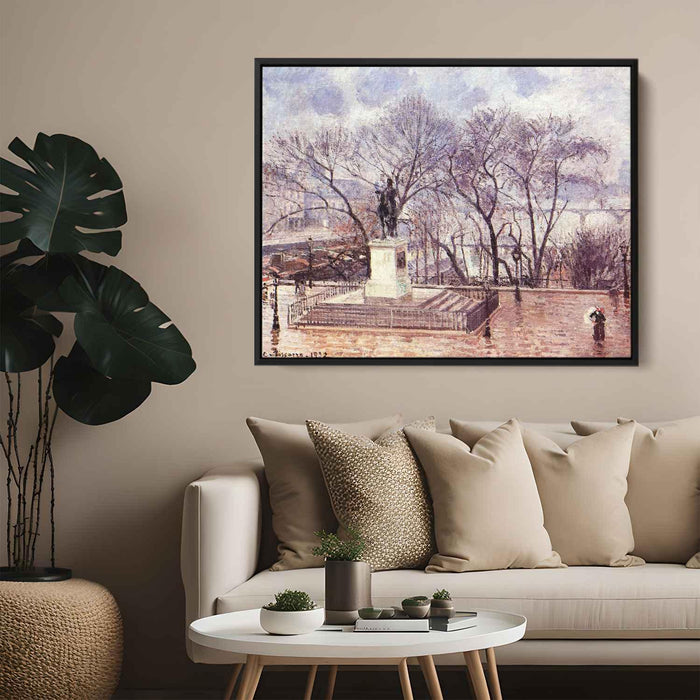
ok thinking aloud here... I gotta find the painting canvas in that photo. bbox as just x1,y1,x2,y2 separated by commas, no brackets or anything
256,59,637,364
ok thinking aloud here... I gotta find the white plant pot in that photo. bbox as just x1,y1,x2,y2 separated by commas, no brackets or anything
259,607,325,635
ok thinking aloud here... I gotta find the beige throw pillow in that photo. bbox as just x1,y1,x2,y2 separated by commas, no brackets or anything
404,420,562,573
306,418,436,571
451,419,642,567
572,416,700,566
247,414,402,570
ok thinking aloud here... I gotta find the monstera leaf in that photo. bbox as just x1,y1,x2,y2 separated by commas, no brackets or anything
58,264,196,385
0,272,63,372
0,133,126,254
0,238,43,272
54,343,151,425
11,251,106,312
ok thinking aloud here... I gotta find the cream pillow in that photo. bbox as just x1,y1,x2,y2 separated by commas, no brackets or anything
306,418,436,571
451,419,642,567
572,416,700,566
247,414,402,570
404,420,562,573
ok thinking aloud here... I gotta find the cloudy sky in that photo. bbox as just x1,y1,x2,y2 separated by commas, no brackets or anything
262,65,631,188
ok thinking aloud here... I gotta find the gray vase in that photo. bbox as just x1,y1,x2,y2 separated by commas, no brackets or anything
324,560,372,624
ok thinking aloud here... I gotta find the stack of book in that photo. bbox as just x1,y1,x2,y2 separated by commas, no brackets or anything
354,612,477,633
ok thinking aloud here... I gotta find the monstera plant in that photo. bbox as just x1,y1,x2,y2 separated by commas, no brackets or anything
0,133,195,580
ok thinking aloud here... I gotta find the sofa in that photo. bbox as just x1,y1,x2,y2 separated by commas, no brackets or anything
180,422,700,667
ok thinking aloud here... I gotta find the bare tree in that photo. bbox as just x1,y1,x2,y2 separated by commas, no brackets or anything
564,226,627,290
264,127,374,241
408,193,471,285
351,94,455,217
447,107,514,284
504,114,608,284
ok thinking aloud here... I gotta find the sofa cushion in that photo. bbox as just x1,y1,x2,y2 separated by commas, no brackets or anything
450,420,642,568
217,564,700,639
246,414,402,571
445,421,582,449
405,421,561,572
306,418,436,571
572,417,700,567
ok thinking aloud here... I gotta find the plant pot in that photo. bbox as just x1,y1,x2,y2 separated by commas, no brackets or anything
324,560,372,624
430,598,455,618
0,566,72,582
259,607,325,635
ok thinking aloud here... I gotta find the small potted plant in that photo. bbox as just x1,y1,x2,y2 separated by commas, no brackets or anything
260,590,325,635
312,528,371,624
402,596,431,618
430,589,454,618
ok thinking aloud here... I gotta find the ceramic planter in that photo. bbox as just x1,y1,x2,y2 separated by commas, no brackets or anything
259,607,325,635
324,560,372,624
430,598,455,618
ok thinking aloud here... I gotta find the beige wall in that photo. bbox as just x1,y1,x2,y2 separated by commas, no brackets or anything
1,0,699,689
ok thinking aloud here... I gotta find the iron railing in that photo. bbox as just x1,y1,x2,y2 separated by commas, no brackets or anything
290,286,499,333
287,283,361,326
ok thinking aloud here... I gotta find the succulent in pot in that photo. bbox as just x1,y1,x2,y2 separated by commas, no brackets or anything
312,528,371,624
430,589,455,618
260,590,325,635
402,596,431,619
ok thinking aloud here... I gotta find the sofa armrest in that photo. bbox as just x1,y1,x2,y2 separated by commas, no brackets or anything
181,462,262,660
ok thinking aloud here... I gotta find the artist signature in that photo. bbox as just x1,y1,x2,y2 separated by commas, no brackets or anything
262,350,329,358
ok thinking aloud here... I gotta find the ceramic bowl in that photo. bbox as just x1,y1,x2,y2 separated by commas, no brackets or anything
358,607,383,619
260,607,325,635
379,608,396,619
402,599,431,618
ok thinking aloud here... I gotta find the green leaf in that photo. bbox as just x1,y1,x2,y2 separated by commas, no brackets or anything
53,343,151,425
59,265,196,385
0,133,126,254
11,253,106,312
0,275,62,372
0,239,43,272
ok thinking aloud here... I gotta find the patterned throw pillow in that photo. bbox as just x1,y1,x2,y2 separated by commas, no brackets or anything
306,418,436,571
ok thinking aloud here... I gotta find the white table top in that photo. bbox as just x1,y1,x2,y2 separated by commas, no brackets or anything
189,609,526,659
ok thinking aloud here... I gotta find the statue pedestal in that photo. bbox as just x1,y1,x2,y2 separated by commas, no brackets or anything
364,238,412,300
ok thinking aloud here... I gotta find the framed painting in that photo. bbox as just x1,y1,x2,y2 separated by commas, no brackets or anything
255,58,637,365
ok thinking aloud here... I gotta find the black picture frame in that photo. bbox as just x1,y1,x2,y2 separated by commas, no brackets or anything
255,58,638,366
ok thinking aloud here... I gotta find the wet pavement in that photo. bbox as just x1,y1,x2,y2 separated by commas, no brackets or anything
261,286,631,360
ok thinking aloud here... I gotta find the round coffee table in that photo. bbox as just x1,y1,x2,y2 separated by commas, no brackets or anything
189,608,526,700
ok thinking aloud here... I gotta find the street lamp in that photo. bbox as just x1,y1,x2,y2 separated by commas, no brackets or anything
619,243,630,300
307,237,314,289
511,248,522,302
272,274,280,332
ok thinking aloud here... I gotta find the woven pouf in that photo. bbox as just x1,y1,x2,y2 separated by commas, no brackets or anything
0,578,122,700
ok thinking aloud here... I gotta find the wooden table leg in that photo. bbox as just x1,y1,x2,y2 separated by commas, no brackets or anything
223,663,243,700
246,659,264,700
417,656,444,700
397,658,414,700
464,650,490,700
235,657,258,700
485,648,503,700
304,664,318,700
325,665,338,700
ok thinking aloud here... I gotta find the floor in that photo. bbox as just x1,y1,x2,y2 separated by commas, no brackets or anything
114,666,699,700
